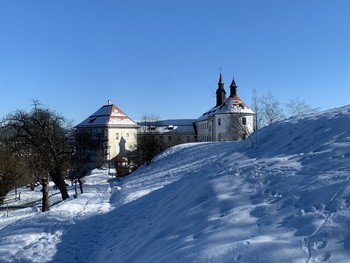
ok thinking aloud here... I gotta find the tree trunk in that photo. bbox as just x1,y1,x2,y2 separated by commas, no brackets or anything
52,176,70,200
50,165,70,200
78,178,83,194
41,177,50,212
74,180,78,196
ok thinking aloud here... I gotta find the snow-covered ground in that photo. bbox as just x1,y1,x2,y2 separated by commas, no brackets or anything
1,105,350,262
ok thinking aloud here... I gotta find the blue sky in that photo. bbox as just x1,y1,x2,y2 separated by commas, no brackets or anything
1,1,349,124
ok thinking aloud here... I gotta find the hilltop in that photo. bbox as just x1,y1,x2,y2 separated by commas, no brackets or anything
1,106,350,263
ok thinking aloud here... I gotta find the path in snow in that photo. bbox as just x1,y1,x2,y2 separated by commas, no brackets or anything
0,171,113,263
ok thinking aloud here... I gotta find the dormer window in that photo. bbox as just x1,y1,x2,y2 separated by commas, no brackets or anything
89,117,97,123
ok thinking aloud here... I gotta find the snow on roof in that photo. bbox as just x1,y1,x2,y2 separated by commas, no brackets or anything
196,95,254,122
138,119,196,134
76,104,138,128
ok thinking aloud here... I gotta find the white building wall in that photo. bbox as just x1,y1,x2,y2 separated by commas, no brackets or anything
108,127,138,159
196,119,213,142
196,113,254,142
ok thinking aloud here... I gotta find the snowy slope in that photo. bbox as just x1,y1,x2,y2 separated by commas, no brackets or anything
1,105,350,263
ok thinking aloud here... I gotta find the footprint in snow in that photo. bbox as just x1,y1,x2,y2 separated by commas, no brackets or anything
314,252,331,262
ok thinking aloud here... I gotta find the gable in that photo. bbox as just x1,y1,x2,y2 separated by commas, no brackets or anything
76,104,138,128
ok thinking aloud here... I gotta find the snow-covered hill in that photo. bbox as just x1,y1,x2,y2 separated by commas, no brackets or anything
1,106,350,263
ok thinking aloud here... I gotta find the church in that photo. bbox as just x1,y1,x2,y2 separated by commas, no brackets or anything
194,73,255,142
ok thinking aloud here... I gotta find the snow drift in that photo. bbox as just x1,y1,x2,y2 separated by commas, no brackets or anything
1,105,350,263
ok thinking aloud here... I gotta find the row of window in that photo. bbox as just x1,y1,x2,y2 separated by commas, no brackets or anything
218,117,247,126
198,122,211,130
116,132,131,140
140,135,196,143
91,128,105,134
198,135,212,142
198,117,248,130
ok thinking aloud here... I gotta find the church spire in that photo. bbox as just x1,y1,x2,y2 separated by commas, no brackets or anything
230,77,237,97
216,72,226,106
219,72,224,84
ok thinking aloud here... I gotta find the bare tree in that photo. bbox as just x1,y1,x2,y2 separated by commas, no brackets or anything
285,97,319,118
261,92,285,126
252,91,318,129
68,129,90,195
3,101,72,210
221,113,247,141
136,115,165,165
0,123,30,204
251,88,263,131
0,146,27,204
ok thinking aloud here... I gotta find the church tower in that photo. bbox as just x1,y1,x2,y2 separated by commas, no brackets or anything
216,72,226,106
229,77,237,97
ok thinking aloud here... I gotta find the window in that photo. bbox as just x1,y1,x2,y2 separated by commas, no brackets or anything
242,117,247,125
89,117,97,124
218,118,221,126
126,133,129,138
116,133,119,140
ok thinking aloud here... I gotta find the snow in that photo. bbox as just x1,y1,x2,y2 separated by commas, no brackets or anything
2,105,350,262
138,119,196,134
197,96,254,122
